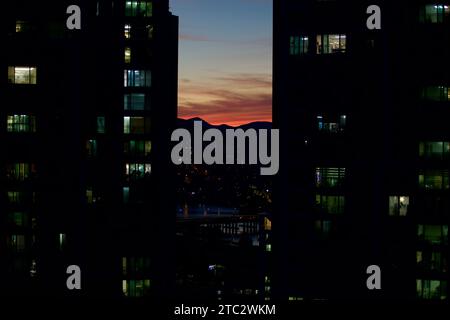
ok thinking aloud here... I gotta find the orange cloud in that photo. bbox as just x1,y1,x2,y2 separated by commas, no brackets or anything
179,73,272,127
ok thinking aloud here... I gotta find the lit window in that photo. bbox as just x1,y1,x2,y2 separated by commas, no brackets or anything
86,188,94,204
16,20,33,33
59,233,66,251
125,163,151,180
418,224,448,245
124,70,151,87
419,170,449,190
389,196,409,216
315,167,346,188
122,257,151,275
316,34,346,54
420,141,450,159
124,93,149,110
417,250,447,273
9,235,26,252
146,24,154,39
315,195,345,214
123,116,150,134
124,24,132,39
420,4,450,23
317,115,346,133
422,86,450,101
8,191,24,204
123,187,130,204
86,139,98,158
290,36,309,55
8,66,37,84
122,279,151,297
125,47,131,64
97,116,105,134
6,163,36,181
124,140,151,157
125,1,153,17
265,244,272,252
7,115,36,133
264,217,272,231
417,279,447,300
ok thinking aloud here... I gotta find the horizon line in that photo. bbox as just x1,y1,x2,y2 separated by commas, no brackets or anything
178,117,273,128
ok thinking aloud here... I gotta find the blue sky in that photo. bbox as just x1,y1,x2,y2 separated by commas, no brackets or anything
170,0,272,126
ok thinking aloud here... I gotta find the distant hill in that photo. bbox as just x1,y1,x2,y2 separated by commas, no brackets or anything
177,118,272,131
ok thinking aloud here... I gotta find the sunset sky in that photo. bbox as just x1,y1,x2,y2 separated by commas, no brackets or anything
171,0,272,127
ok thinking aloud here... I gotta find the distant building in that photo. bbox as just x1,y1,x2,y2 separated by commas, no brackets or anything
176,209,272,301
0,0,178,298
274,0,449,301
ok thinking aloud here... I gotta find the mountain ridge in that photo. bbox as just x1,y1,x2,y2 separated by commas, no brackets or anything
177,118,272,130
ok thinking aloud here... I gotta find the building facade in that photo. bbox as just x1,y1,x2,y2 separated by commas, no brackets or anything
0,0,178,298
274,0,449,301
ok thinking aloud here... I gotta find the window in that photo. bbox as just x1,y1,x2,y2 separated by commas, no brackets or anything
16,20,34,33
86,187,103,205
419,169,449,190
422,86,450,101
389,196,409,216
7,191,34,205
59,233,66,251
417,250,448,273
315,167,346,188
290,36,309,55
264,217,272,231
124,93,149,111
123,187,130,204
7,115,36,133
8,191,25,204
97,116,105,134
125,47,131,64
418,224,448,245
86,188,94,204
122,186,145,204
124,140,151,157
420,4,450,23
125,1,153,17
315,220,332,237
86,140,98,158
125,163,151,180
9,212,27,227
124,24,153,39
416,195,450,216
122,257,151,276
6,163,36,181
316,34,346,54
146,24,154,39
317,115,346,133
8,66,37,84
9,235,26,252
124,24,132,39
122,279,151,297
124,70,151,87
315,195,345,214
124,117,150,134
420,142,450,159
417,279,447,300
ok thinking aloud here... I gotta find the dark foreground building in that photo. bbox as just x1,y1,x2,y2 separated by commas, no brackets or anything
0,0,178,298
274,0,449,301
176,207,272,301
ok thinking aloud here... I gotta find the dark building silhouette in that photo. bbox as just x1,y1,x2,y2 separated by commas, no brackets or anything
176,207,272,301
274,0,449,301
0,0,178,298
